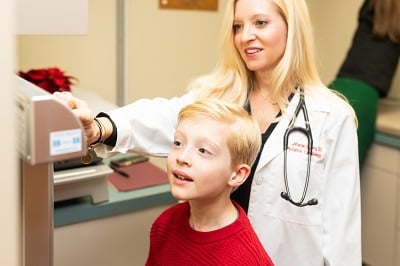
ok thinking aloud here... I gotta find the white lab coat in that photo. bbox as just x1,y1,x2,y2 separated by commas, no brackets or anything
105,88,361,266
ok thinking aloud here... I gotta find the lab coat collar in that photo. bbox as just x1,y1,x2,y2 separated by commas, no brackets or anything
255,93,298,170
255,88,330,171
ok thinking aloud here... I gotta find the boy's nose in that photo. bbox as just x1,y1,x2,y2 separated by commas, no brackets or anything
176,149,192,166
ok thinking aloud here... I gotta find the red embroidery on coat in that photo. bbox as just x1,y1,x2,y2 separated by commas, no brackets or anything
288,142,322,159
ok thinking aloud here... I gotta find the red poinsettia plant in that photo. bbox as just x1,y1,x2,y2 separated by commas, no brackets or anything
18,67,77,93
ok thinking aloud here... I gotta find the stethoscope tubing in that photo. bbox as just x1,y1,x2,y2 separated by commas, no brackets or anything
281,88,318,207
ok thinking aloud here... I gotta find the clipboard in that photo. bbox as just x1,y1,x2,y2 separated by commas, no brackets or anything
107,161,168,192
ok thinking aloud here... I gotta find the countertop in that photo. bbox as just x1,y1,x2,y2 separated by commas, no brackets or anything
54,153,175,227
375,99,400,148
54,181,175,227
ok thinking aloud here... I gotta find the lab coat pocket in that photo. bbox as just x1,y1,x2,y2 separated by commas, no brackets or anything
264,154,324,226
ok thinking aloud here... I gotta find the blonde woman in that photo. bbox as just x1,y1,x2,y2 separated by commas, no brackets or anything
55,0,361,265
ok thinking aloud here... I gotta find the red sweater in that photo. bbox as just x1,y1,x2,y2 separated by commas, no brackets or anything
146,201,274,266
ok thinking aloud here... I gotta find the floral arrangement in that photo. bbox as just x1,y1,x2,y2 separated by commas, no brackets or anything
18,67,77,93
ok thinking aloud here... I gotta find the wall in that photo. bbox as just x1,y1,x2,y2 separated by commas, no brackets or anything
17,0,117,103
0,0,20,265
307,0,400,98
16,0,88,35
17,0,229,106
128,0,228,101
307,0,363,83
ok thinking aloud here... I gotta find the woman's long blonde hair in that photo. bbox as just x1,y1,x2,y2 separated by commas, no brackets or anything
188,0,323,114
368,0,400,43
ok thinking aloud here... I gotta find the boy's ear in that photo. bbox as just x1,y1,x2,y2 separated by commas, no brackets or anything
229,164,251,187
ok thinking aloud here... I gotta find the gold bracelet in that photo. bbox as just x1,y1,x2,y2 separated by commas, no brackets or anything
96,117,106,144
93,117,103,144
81,117,106,165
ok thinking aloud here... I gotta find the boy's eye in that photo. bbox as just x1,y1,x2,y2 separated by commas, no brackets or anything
173,140,183,147
198,147,211,155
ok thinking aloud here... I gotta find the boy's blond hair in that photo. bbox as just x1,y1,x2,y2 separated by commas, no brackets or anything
178,99,261,168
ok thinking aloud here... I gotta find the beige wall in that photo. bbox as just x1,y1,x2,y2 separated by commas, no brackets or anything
17,0,117,103
308,0,363,83
17,0,229,105
1,0,20,265
308,0,400,98
127,0,228,101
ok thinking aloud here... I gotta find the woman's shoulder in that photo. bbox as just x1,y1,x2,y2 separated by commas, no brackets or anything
306,85,356,117
304,85,358,134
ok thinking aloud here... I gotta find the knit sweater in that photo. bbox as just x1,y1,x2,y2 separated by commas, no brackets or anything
145,201,274,266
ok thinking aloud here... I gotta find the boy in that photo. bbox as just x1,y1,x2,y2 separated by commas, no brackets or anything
146,99,274,265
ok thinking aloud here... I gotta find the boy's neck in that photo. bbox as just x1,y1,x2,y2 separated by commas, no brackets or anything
188,200,239,232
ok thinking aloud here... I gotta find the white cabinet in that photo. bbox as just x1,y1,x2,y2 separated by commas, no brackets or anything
361,143,400,266
54,204,171,266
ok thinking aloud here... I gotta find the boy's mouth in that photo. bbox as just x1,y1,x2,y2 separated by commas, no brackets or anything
174,173,193,182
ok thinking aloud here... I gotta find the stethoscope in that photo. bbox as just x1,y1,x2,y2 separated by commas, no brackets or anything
280,88,318,207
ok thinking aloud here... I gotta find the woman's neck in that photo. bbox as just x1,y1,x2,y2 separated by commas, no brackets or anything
249,89,281,132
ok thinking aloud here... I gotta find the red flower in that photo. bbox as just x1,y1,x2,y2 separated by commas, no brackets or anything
18,67,77,93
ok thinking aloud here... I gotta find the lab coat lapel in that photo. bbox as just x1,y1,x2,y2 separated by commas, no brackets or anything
256,93,300,170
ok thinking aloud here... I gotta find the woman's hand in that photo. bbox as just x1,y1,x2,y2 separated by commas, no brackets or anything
53,91,99,146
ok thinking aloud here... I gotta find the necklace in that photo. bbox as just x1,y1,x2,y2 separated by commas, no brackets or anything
253,88,278,105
